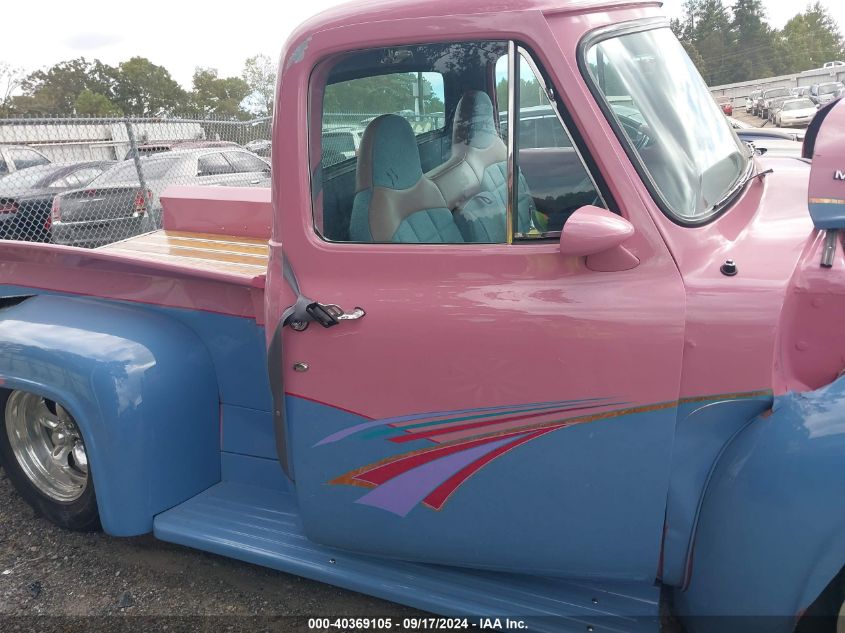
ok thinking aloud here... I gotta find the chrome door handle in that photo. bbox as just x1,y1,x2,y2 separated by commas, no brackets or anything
325,304,366,321
296,302,366,330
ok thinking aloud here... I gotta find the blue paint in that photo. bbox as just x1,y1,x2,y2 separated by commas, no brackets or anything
675,376,845,632
288,395,676,580
0,294,220,536
0,285,275,535
661,394,773,586
221,452,291,492
808,201,845,230
154,481,661,632
221,404,276,459
0,284,272,412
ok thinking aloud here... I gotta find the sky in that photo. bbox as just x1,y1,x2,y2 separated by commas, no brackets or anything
3,0,845,90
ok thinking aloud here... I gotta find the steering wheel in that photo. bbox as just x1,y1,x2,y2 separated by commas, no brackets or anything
617,113,651,149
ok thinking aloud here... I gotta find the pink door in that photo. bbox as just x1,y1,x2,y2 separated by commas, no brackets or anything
270,18,686,581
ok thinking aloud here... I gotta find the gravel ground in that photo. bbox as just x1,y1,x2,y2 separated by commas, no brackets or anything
0,464,418,632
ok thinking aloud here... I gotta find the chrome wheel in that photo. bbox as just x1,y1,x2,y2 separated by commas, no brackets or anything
4,391,88,502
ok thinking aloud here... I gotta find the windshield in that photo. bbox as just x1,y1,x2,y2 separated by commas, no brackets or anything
784,99,814,111
583,26,748,223
765,88,790,98
820,84,842,95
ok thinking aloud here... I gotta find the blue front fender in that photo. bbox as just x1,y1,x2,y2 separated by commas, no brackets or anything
0,295,220,536
676,375,845,632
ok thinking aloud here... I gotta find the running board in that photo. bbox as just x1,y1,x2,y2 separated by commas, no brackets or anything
154,483,660,633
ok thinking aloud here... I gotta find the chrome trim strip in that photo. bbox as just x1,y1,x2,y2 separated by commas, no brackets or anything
506,41,518,246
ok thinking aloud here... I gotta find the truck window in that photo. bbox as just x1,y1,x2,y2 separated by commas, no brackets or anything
495,52,605,234
310,41,606,243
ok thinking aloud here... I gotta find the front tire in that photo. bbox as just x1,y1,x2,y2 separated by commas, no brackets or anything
0,389,99,531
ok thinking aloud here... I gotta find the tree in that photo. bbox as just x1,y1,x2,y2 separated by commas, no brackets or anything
186,67,251,118
0,62,24,116
113,57,185,116
323,72,443,115
13,58,118,115
730,0,777,81
74,89,122,117
779,3,845,74
242,54,276,116
687,0,734,85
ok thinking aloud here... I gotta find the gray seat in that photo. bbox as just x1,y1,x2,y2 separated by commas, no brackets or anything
431,90,536,242
349,114,464,243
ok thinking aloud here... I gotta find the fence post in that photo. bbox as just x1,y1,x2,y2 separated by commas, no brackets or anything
123,118,155,230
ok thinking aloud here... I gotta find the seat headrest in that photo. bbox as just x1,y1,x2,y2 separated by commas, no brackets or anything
453,91,500,150
356,114,423,192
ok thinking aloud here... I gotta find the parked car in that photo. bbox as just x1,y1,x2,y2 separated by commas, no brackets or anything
823,61,845,69
759,86,792,119
321,127,364,164
0,145,51,179
716,98,732,116
123,140,241,160
792,86,811,98
727,116,805,142
775,98,818,127
745,90,760,113
52,149,270,247
766,95,792,123
810,82,844,107
0,161,114,243
244,139,272,157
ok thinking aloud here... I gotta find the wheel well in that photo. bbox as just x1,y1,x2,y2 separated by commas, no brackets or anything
796,565,845,632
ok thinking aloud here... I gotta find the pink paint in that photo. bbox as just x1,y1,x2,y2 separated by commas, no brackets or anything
161,186,272,239
0,240,264,320
272,1,686,429
559,204,635,257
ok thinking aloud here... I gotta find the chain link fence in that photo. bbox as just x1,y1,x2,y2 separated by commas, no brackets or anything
0,111,443,248
0,111,445,248
0,115,272,247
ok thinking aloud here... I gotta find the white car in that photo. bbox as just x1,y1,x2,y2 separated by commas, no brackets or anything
726,117,805,142
823,61,845,69
810,82,844,106
775,98,818,128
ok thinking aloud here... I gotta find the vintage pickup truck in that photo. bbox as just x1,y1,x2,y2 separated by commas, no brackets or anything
1,1,845,631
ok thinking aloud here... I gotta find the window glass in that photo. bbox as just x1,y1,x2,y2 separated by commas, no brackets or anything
313,41,502,243
311,41,603,245
224,151,268,173
495,53,605,235
9,148,49,170
50,172,82,188
197,153,233,176
92,157,178,185
584,28,748,223
0,153,7,174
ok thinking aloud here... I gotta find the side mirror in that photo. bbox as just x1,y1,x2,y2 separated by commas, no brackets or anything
559,205,635,257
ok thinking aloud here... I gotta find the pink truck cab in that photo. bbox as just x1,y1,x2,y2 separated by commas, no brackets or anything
1,1,845,631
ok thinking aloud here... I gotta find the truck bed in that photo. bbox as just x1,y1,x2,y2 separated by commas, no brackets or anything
98,229,269,278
